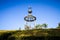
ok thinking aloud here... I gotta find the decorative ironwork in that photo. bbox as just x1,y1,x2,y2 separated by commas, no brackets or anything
24,15,36,22
24,7,36,22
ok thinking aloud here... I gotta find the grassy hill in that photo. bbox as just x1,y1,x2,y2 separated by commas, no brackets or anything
0,29,60,40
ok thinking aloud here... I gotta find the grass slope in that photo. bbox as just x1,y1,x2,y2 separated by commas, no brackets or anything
0,29,60,40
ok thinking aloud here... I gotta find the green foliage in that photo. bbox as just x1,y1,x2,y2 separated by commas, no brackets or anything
42,23,47,28
25,25,30,30
57,23,60,28
35,23,48,29
35,24,42,29
57,26,60,28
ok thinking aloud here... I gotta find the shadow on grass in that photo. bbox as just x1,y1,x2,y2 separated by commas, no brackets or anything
0,31,17,40
20,36,60,40
0,33,12,40
0,35,60,40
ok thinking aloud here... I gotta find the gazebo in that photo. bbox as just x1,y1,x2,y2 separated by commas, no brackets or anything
24,7,36,30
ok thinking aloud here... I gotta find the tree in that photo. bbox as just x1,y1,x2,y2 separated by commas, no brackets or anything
35,24,42,29
42,23,47,29
57,23,60,28
19,27,21,30
25,25,30,30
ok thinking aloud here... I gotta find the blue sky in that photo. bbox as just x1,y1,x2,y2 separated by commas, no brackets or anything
0,0,60,30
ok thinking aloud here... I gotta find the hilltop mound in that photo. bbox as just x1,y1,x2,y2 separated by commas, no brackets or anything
0,29,60,40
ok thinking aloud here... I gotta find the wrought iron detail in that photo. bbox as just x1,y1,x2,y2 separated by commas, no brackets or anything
24,15,36,22
24,7,36,22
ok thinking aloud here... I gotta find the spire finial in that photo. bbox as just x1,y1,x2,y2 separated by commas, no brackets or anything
28,6,32,13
